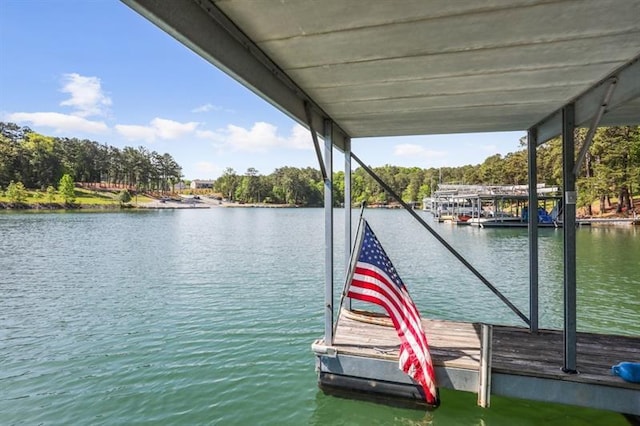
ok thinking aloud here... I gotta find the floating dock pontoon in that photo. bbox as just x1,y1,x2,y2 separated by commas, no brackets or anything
313,309,640,413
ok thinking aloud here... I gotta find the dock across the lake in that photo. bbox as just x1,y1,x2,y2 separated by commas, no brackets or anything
312,309,640,415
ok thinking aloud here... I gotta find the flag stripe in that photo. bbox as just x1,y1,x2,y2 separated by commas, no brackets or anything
350,267,429,354
352,267,427,346
354,267,424,330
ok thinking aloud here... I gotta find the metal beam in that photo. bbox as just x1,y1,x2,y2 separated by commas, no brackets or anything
324,120,334,344
562,104,578,374
351,152,530,326
574,78,618,175
121,0,350,150
344,138,352,310
305,101,328,181
535,55,640,145
477,324,493,408
527,127,539,334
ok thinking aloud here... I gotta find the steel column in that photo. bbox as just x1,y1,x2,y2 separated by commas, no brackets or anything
477,324,493,408
527,127,539,333
344,138,352,310
562,104,578,374
324,120,334,345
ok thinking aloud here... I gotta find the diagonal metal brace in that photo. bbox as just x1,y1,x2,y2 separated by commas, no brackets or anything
573,78,617,175
351,152,530,326
304,101,328,181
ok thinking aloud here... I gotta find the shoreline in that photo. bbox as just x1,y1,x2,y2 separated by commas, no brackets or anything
1,202,638,225
0,199,308,211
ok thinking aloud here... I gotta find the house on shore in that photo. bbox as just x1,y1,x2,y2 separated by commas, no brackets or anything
190,180,215,190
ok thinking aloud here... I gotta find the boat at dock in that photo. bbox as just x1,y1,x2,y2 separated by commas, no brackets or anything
424,184,563,228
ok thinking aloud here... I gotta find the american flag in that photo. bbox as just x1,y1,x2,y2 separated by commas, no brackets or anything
346,219,439,405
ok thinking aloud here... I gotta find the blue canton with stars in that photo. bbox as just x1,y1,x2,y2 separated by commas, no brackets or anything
358,222,406,290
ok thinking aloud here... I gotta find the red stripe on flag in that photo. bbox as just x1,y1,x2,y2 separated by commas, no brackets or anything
351,266,431,355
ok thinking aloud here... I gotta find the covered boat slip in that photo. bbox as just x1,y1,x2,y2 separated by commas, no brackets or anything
122,0,640,415
424,184,563,225
315,311,640,413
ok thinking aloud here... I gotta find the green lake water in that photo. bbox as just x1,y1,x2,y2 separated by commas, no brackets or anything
1,208,638,425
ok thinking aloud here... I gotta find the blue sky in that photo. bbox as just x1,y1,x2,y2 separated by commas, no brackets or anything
0,1,525,180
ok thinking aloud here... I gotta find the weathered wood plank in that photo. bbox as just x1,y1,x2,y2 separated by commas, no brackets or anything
330,310,640,392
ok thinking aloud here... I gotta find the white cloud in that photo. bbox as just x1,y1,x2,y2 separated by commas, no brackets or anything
195,129,224,142
191,103,221,113
200,122,311,152
59,73,111,117
152,118,199,139
115,117,199,142
6,111,108,134
288,124,313,150
393,143,446,159
114,124,157,142
4,73,111,134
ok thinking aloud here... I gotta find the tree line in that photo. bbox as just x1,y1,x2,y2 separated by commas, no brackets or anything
2,121,638,211
0,122,182,194
213,126,639,211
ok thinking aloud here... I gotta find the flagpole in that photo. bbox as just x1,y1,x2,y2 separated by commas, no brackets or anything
332,202,367,339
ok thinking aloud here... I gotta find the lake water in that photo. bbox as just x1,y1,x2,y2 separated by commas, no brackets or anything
1,208,638,425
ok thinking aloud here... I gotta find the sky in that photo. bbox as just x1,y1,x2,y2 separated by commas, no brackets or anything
0,1,526,180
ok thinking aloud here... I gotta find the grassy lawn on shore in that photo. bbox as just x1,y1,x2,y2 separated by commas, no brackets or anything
0,188,155,207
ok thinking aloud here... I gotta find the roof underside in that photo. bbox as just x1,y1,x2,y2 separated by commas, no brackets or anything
123,0,640,147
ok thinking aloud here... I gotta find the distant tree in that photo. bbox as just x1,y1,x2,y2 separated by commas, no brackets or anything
23,132,62,188
215,167,239,200
235,167,262,203
58,174,76,204
118,189,132,205
6,181,27,204
46,185,56,204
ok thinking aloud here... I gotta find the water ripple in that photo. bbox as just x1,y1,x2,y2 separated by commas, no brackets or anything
0,210,633,425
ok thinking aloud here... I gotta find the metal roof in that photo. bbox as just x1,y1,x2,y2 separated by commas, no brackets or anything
123,0,640,148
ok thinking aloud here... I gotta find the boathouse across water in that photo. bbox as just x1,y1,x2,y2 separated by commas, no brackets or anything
123,0,640,415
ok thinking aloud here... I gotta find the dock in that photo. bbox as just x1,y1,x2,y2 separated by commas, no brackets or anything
313,309,640,414
124,0,640,416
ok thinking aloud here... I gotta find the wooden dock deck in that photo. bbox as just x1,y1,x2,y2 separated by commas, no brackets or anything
313,310,640,414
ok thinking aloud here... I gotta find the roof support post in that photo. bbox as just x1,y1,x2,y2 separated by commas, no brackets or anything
562,104,578,374
305,101,328,181
573,78,617,175
324,120,334,345
527,127,539,334
344,138,352,311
